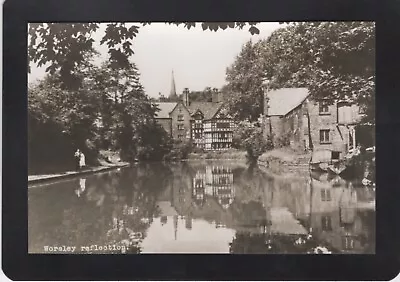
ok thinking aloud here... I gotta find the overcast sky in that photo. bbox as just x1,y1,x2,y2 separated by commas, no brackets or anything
28,22,282,98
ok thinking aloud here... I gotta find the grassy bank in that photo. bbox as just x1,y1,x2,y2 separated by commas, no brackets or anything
187,149,248,160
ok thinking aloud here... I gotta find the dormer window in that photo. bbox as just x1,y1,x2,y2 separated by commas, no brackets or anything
177,114,184,121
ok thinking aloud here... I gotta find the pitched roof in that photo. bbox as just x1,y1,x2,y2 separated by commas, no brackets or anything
266,88,310,116
154,102,178,118
187,102,222,120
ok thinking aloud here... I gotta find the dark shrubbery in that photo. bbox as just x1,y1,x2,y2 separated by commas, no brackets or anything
232,121,273,161
163,140,193,161
274,132,291,148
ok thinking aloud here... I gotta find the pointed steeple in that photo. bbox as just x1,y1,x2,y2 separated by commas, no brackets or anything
169,70,177,99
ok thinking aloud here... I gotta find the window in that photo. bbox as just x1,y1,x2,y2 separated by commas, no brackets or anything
195,133,201,139
332,151,340,160
177,114,184,121
320,129,330,144
321,189,332,201
321,216,332,231
195,179,203,187
178,124,184,130
319,101,330,114
217,122,230,128
342,236,355,250
178,134,184,139
359,105,366,114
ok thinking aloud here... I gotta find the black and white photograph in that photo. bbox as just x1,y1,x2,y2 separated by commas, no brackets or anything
27,22,376,255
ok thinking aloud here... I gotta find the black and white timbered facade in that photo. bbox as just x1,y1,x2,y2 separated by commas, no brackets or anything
188,102,235,151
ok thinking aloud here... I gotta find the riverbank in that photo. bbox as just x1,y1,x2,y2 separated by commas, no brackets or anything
187,149,247,160
257,148,311,175
28,162,130,185
28,150,130,185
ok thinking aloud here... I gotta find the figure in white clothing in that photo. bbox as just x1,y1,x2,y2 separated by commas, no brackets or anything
75,178,86,197
79,152,86,168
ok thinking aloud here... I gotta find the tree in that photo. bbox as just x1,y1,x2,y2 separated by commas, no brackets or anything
225,22,375,125
187,87,213,102
232,120,273,161
225,40,266,121
90,61,160,161
28,22,262,88
28,58,171,173
261,22,375,124
28,74,101,171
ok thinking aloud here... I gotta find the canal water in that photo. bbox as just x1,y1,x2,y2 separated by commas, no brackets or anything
28,160,375,254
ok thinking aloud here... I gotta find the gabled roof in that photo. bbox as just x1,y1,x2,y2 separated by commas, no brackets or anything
187,102,222,120
266,88,310,116
154,102,178,118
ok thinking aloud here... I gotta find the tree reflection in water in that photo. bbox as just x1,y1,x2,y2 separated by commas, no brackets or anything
229,232,338,254
29,160,375,254
101,163,170,253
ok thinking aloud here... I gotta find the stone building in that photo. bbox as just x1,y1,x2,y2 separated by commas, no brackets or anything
263,88,310,151
263,87,364,161
154,101,192,140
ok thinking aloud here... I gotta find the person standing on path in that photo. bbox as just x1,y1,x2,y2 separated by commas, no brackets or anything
79,151,86,169
74,149,81,170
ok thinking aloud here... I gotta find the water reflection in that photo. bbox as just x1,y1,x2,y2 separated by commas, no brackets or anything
28,161,375,254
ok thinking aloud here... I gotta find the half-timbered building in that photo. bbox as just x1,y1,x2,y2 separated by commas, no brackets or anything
187,92,235,151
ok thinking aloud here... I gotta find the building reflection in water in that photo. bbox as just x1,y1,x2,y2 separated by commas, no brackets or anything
192,164,235,211
159,162,375,254
307,172,375,253
28,161,375,254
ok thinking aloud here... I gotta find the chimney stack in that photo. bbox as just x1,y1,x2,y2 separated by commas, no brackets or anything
183,88,190,106
212,88,221,103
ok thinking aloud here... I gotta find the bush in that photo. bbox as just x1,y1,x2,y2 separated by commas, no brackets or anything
162,140,193,161
192,146,205,154
233,120,273,161
274,132,291,148
135,123,173,162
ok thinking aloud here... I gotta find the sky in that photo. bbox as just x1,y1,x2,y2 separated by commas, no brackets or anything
28,22,283,98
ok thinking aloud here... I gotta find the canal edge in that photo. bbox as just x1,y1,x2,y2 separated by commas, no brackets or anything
28,163,130,187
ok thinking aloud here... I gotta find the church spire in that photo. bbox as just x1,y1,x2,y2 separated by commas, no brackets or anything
169,70,177,99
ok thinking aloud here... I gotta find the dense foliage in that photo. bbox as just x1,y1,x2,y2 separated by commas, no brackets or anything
225,22,375,125
232,120,273,161
29,22,261,87
225,40,266,121
28,74,101,173
28,60,173,172
163,140,193,161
